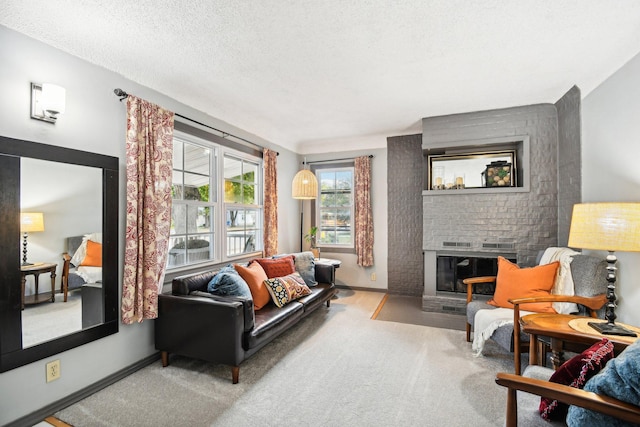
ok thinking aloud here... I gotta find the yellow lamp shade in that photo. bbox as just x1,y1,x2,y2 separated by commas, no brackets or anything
292,169,318,200
568,203,640,252
20,212,45,233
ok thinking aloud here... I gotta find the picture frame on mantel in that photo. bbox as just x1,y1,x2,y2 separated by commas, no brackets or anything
427,149,517,190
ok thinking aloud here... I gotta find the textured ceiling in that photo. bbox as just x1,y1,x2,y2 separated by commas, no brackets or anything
2,1,640,154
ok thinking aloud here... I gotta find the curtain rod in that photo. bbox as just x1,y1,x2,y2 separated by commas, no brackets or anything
113,88,277,155
305,154,373,165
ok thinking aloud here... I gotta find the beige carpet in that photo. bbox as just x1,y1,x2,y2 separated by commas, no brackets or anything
56,290,515,426
373,294,467,331
22,292,82,348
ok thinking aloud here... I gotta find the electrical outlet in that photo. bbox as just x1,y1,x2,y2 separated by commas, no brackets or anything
46,359,60,382
370,272,376,281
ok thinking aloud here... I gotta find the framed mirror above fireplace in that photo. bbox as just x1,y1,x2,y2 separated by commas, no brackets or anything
423,135,529,194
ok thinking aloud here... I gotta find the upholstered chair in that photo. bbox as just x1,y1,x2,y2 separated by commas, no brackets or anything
465,253,607,373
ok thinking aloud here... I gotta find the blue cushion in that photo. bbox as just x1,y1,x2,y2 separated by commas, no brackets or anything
207,265,252,299
566,338,640,426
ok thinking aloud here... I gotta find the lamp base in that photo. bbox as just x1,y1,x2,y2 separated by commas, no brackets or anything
588,321,637,337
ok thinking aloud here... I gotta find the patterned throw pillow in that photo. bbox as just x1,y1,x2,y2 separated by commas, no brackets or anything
539,338,614,421
207,265,252,299
263,272,312,308
254,255,296,279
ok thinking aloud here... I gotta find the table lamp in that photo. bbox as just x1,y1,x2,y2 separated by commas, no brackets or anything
20,212,45,266
568,202,640,337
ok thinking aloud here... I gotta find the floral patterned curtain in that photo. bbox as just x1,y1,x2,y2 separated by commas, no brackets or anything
121,95,174,324
263,148,278,256
355,156,374,266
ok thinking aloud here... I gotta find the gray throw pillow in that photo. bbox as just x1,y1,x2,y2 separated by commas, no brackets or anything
207,265,252,299
566,338,640,427
277,252,317,286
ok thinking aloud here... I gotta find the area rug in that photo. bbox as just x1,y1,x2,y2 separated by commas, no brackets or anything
56,291,513,427
373,293,467,331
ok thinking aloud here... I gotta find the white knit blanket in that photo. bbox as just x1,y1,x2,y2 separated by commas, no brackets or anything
539,247,580,314
472,307,533,356
472,247,580,356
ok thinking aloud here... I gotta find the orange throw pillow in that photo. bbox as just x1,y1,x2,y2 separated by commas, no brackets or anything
253,255,296,279
487,256,559,313
234,262,271,310
80,240,102,267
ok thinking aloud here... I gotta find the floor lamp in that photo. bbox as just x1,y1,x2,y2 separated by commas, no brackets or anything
292,161,318,252
568,202,640,337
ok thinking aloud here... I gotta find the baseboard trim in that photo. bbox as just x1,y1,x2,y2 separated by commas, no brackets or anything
336,284,387,293
7,352,160,427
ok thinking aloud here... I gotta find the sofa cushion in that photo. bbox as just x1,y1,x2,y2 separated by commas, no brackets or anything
207,265,252,299
254,255,296,278
567,338,640,426
540,338,614,421
297,282,335,313
246,301,304,349
274,252,318,286
488,257,559,313
292,252,318,286
235,262,271,310
263,272,311,308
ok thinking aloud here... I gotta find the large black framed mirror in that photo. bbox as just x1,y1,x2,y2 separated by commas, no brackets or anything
0,135,118,372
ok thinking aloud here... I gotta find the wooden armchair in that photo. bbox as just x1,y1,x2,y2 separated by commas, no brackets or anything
495,372,640,427
510,294,606,374
465,253,608,374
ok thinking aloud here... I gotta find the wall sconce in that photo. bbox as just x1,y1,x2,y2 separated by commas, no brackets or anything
31,82,66,123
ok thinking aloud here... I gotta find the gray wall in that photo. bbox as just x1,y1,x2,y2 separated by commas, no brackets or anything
422,105,560,267
582,51,640,326
387,134,423,295
555,86,582,246
0,25,299,425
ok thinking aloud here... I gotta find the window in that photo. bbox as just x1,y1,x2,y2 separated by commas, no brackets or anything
316,167,354,247
168,132,262,269
224,155,261,257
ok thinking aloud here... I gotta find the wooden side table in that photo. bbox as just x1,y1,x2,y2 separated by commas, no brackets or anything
520,313,640,370
20,262,57,310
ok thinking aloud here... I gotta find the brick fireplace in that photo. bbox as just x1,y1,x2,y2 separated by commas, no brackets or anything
420,100,581,314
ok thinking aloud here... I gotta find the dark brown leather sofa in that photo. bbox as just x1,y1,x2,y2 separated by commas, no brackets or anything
155,262,336,383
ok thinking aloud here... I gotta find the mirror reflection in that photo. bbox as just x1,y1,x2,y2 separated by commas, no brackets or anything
428,150,516,190
20,158,102,348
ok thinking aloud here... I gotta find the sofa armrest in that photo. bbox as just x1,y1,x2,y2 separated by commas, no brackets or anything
155,294,247,366
315,262,335,284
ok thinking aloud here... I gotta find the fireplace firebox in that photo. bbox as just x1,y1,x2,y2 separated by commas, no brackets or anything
436,254,517,295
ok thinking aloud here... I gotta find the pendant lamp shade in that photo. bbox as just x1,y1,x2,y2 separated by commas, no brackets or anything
292,169,318,199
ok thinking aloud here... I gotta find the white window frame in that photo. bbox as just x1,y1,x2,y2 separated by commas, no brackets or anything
167,130,263,271
314,166,355,249
221,150,263,259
